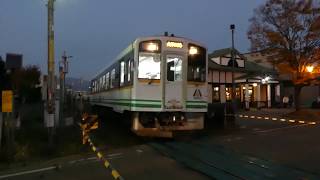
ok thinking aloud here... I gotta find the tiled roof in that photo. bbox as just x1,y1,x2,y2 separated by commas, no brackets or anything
208,48,277,75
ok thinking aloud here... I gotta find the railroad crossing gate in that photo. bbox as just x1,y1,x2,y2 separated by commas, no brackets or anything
2,90,13,113
81,113,99,144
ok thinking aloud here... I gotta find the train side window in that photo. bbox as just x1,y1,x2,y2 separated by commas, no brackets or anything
120,61,125,86
111,69,115,88
106,72,110,90
127,60,131,82
102,75,106,90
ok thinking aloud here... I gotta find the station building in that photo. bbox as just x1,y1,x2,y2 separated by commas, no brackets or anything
243,51,320,108
207,48,280,110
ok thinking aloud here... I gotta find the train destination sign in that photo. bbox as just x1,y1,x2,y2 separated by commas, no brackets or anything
166,41,183,48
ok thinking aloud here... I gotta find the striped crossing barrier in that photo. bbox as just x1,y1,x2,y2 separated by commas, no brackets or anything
80,113,124,180
87,137,124,180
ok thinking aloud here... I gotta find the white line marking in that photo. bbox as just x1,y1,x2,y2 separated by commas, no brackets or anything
0,166,57,179
107,153,123,158
87,157,98,160
255,124,309,133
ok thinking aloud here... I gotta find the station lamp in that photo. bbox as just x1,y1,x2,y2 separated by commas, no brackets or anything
306,65,314,73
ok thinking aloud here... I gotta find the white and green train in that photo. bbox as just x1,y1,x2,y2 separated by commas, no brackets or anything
89,35,208,137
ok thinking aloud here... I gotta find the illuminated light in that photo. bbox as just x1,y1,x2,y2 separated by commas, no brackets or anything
298,121,305,124
264,117,269,120
280,118,286,122
250,116,255,118
308,122,316,125
239,115,243,118
253,83,258,87
244,115,249,118
265,76,270,81
166,41,183,48
242,87,246,90
257,116,262,119
289,120,295,123
306,65,314,73
189,46,198,55
272,118,277,121
214,87,219,91
146,43,159,51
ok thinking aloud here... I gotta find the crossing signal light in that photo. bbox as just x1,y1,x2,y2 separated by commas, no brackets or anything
81,113,99,144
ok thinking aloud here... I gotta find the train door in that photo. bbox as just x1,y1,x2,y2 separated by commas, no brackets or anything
164,55,184,110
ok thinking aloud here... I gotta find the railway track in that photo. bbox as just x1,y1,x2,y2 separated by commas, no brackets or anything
150,141,320,180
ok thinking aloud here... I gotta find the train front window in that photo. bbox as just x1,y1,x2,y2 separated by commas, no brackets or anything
167,55,182,82
188,44,206,82
138,53,161,79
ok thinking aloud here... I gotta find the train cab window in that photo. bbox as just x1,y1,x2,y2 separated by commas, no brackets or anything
106,72,110,89
120,61,125,86
110,69,115,88
167,55,182,81
138,53,161,79
188,44,206,82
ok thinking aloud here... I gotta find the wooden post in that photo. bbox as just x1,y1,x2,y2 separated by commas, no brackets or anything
0,112,3,150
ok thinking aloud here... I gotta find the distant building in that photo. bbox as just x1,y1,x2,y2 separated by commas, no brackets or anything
5,53,23,71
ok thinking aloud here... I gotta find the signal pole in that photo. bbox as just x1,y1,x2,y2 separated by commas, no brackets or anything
59,51,72,127
47,0,55,148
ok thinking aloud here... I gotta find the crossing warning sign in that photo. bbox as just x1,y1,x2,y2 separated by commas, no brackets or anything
2,90,13,113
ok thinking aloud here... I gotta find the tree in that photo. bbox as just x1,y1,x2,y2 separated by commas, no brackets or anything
248,0,320,110
10,66,41,103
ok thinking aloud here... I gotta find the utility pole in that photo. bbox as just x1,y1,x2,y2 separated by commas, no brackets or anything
47,0,55,148
230,24,236,115
59,51,72,127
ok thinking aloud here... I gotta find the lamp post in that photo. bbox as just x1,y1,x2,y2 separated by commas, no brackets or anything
230,24,236,114
47,0,55,148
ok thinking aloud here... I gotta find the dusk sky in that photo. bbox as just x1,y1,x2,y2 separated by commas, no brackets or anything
0,0,265,80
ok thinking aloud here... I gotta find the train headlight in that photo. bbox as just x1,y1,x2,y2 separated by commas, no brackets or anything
146,43,159,51
189,46,198,55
